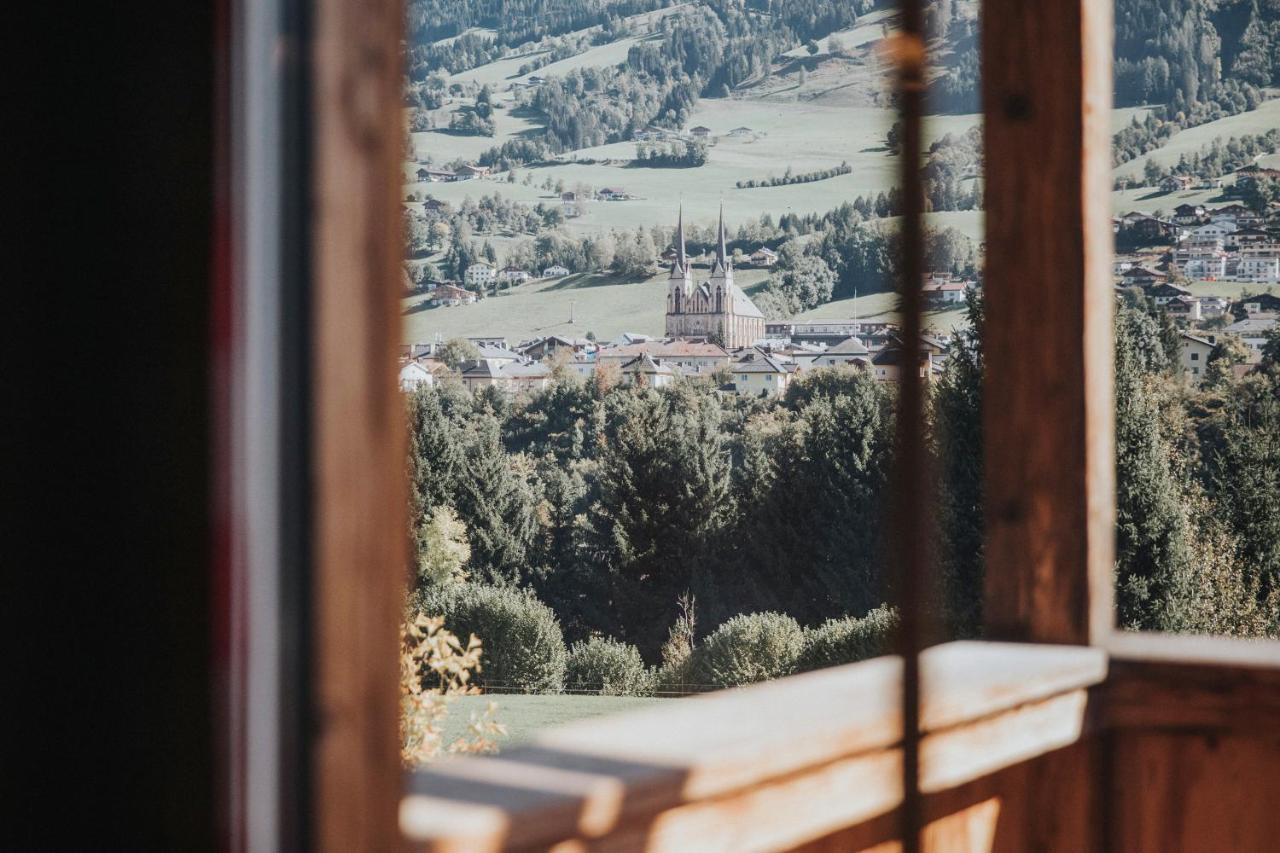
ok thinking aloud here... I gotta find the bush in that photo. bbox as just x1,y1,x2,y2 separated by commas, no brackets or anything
414,584,566,693
565,637,652,696
796,606,899,673
692,612,804,688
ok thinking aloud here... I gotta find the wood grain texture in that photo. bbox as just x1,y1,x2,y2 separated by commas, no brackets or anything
311,0,407,850
980,0,1115,645
1109,731,1280,853
1104,656,1280,733
401,643,1104,851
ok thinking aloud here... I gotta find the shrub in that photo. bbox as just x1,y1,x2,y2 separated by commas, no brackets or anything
692,612,804,688
414,584,566,693
565,637,652,696
796,606,899,673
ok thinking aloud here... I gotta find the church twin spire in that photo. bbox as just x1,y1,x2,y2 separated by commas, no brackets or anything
669,203,730,275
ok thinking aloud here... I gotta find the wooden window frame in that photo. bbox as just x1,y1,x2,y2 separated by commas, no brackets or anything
224,0,1280,848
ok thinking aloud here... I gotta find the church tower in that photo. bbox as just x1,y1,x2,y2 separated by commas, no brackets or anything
664,206,693,337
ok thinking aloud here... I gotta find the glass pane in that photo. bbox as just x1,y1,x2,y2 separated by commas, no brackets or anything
397,0,985,761
1111,0,1280,638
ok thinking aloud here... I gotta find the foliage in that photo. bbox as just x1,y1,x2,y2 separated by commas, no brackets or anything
795,606,899,673
400,614,505,767
736,161,852,190
565,636,654,695
415,583,568,692
415,506,472,587
692,611,805,688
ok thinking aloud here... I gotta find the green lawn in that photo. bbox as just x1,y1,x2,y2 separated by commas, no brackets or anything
443,693,670,747
1113,98,1280,181
403,266,774,344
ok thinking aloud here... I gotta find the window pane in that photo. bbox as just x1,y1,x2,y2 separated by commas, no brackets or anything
1112,0,1280,638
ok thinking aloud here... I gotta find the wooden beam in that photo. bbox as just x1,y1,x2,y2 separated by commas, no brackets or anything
400,643,1106,851
311,0,407,850
980,0,1115,644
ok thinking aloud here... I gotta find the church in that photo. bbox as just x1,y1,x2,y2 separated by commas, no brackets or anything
665,206,766,348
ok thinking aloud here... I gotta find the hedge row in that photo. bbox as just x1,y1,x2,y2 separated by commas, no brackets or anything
413,583,897,695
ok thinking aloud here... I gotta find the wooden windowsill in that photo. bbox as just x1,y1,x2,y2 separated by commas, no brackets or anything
400,641,1107,852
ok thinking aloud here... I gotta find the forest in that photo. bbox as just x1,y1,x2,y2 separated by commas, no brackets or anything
406,295,1280,684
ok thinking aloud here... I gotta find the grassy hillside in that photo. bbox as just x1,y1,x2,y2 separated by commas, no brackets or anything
443,694,669,748
1113,98,1280,181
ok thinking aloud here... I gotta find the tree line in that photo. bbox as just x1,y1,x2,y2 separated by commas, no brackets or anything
406,294,1280,669
736,161,851,190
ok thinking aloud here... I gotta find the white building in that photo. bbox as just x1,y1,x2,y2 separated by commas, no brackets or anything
464,262,496,289
398,360,435,391
730,352,797,396
1178,333,1215,383
543,265,570,278
498,266,531,285
1236,255,1280,284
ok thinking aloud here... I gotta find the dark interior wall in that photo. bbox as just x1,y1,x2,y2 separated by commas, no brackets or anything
3,3,218,847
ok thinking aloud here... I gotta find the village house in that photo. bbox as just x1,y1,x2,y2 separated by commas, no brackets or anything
633,125,667,142
1164,296,1203,321
542,264,570,278
1171,203,1206,225
428,283,478,306
689,125,711,140
1226,228,1271,250
423,198,449,213
1236,292,1280,315
416,167,456,182
1224,315,1277,353
1120,265,1165,287
596,187,628,201
466,336,509,349
501,361,553,395
750,247,778,267
922,280,968,305
1129,215,1174,241
560,191,579,217
397,360,435,391
1160,174,1194,193
870,342,938,383
456,164,491,180
1178,333,1215,382
729,352,797,397
464,261,497,289
728,126,754,138
1171,247,1227,279
620,354,675,388
1146,282,1193,305
597,339,731,375
517,335,592,361
498,266,531,285
812,336,872,369
472,343,523,367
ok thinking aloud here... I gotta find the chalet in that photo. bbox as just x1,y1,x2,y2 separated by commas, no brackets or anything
397,360,435,391
1171,248,1227,279
620,354,675,388
633,125,667,141
728,126,753,138
517,335,592,361
1160,174,1194,193
560,191,578,216
466,336,509,349
428,283,477,306
750,247,778,267
472,344,522,366
1120,266,1164,287
1226,228,1270,250
416,167,456,182
1171,203,1205,225
1146,282,1192,305
463,261,496,289
456,164,491,180
596,187,628,201
870,342,937,383
423,198,449,212
1234,165,1280,191
922,280,968,305
500,361,553,396
1164,296,1202,322
597,340,730,374
1127,215,1173,241
1178,333,1215,382
542,264,570,278
498,266,531,285
730,352,797,397
689,125,711,139
812,336,871,369
526,75,545,84
1225,315,1277,352
1235,292,1280,315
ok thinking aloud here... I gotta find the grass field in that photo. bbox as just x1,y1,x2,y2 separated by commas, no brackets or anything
443,694,670,747
1112,98,1280,181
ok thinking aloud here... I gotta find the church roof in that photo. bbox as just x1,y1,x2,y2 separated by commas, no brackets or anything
728,283,764,319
